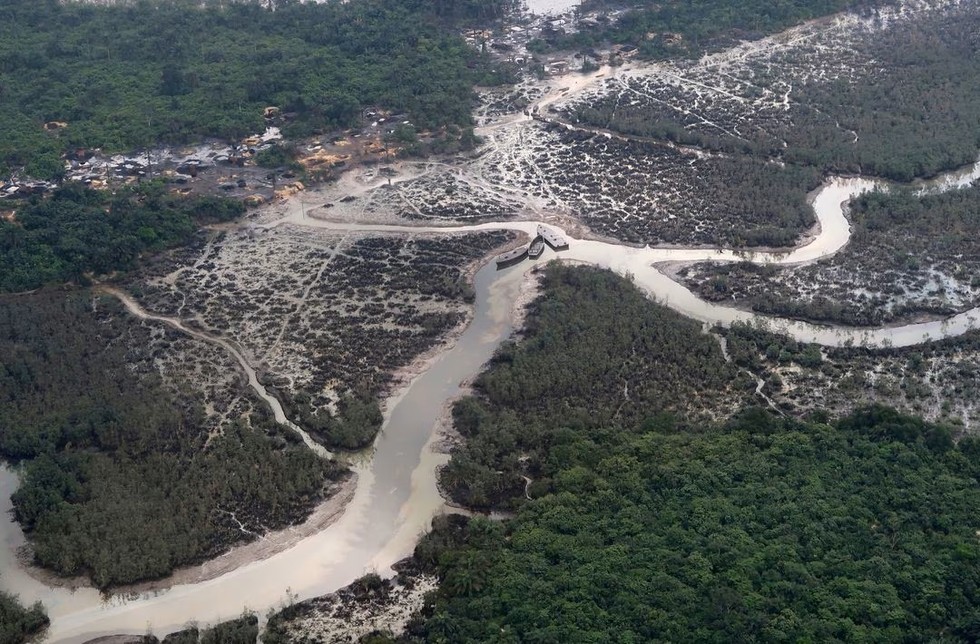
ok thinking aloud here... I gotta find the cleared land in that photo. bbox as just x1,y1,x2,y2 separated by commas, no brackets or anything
264,567,436,644
300,115,821,247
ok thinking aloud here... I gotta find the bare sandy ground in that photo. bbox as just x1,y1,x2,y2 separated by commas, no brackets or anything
510,266,545,338
273,574,439,643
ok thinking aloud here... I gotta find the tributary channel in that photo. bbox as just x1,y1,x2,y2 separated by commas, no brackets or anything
1,135,979,644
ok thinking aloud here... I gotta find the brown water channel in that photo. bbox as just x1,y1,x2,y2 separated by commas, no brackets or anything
1,88,979,644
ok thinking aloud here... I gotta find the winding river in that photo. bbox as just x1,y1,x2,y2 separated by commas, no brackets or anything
0,252,532,643
0,154,976,642
2,58,980,643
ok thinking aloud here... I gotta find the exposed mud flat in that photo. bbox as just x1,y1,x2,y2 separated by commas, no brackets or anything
266,569,438,643
682,252,980,328
724,324,980,433
517,126,820,245
557,12,875,150
146,324,265,439
130,226,516,427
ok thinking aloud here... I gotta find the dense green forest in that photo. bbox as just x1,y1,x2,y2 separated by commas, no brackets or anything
0,0,516,179
415,408,980,642
159,614,258,644
439,265,748,509
0,290,345,588
781,11,980,182
402,267,980,642
0,182,243,293
284,390,385,451
0,590,47,644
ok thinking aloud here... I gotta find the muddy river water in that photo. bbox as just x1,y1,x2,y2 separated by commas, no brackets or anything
2,55,980,639
0,154,977,642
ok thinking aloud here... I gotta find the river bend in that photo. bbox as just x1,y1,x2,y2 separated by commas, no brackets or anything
1,70,979,644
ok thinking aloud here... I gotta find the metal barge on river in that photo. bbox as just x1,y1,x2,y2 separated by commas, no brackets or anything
537,224,568,250
496,245,529,267
528,237,545,259
496,225,568,268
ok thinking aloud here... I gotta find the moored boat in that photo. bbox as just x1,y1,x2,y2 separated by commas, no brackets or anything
528,237,545,259
537,224,568,250
496,245,529,268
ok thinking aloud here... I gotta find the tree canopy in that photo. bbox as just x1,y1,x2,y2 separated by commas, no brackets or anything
417,407,980,642
0,182,243,293
0,0,515,179
0,290,345,588
407,266,980,642
440,264,746,509
0,590,48,644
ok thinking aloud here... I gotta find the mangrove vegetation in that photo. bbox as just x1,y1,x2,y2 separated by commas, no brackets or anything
0,590,47,644
0,182,243,293
0,290,345,588
409,266,980,642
